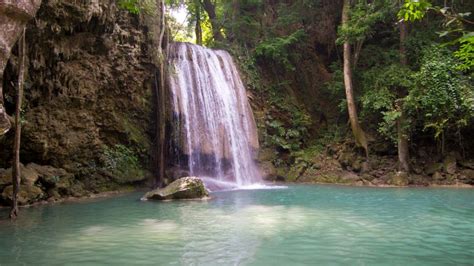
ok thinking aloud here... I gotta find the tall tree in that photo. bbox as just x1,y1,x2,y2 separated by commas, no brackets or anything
342,0,369,157
10,30,26,219
157,0,167,187
194,0,203,45
201,0,224,42
397,19,410,173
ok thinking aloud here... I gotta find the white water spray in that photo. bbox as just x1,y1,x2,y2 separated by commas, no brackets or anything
168,42,262,189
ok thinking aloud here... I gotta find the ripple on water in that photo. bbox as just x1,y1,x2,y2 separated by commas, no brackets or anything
0,185,472,265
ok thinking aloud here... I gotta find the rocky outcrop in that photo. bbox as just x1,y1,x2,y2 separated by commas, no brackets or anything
2,184,44,205
0,0,42,135
141,177,209,200
0,163,87,205
267,140,474,187
0,0,164,204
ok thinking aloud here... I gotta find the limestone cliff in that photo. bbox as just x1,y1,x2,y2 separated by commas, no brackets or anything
0,0,42,135
0,0,164,204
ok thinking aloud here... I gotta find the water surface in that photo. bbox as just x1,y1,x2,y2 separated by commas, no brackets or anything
0,185,473,265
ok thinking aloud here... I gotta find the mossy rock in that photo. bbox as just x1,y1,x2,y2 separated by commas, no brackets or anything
0,168,12,187
141,177,209,201
1,184,45,205
287,163,307,182
388,171,409,186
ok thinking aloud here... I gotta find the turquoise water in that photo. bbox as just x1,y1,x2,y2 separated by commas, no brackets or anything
0,185,473,265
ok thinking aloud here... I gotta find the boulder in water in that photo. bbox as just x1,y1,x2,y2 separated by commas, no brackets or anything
141,177,209,201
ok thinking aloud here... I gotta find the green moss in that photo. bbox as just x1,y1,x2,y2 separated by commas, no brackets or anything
102,144,146,184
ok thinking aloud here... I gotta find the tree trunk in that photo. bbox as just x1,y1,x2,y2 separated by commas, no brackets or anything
342,0,369,157
227,0,239,42
201,0,224,42
397,20,410,173
10,30,25,220
157,0,167,187
195,3,203,45
0,0,42,136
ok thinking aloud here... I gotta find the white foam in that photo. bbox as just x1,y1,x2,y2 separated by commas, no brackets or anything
201,176,287,192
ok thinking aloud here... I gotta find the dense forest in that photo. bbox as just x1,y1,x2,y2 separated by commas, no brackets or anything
0,0,473,210
163,0,474,186
0,0,473,264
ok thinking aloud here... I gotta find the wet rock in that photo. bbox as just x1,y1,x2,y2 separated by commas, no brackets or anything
408,174,429,186
141,177,209,201
165,167,190,181
287,162,308,182
259,161,278,181
1,184,45,205
389,171,409,186
443,154,457,174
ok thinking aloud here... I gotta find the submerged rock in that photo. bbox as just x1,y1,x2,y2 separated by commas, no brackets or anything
141,177,209,201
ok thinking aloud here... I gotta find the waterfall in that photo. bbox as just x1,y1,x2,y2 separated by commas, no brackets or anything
168,42,262,190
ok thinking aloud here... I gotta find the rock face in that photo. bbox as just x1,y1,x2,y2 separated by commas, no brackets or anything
0,0,42,135
0,0,165,201
0,163,87,205
142,177,209,201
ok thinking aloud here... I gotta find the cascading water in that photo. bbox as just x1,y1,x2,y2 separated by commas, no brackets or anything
168,42,262,190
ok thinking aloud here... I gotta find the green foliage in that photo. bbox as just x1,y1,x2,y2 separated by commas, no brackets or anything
407,46,474,138
118,0,157,14
119,0,141,14
337,0,391,44
234,49,263,93
453,33,474,72
360,64,413,141
258,79,312,153
403,26,438,68
324,62,347,113
254,29,306,70
398,0,431,22
304,125,346,156
264,108,311,153
103,144,144,180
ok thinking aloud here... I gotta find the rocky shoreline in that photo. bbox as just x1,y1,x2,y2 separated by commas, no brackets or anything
260,141,474,188
0,162,148,208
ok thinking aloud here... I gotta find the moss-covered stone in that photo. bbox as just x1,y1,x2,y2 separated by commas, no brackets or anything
141,177,209,201
1,184,45,205
388,171,409,186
